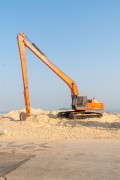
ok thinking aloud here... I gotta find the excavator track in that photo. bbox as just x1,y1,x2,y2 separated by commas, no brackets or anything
57,111,103,119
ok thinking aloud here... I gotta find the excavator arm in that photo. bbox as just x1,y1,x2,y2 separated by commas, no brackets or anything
17,33,104,120
18,33,79,94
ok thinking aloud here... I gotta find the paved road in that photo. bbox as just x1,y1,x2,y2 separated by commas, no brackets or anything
0,140,120,180
0,154,33,179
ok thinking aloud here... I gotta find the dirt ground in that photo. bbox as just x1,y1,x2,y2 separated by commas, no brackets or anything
0,109,120,179
0,108,120,142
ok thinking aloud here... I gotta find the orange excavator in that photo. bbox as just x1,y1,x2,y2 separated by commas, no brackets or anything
17,33,104,121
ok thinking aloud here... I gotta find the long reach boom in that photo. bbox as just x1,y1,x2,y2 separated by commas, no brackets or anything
17,33,104,120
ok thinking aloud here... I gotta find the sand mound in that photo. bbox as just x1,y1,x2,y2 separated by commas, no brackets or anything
0,108,120,142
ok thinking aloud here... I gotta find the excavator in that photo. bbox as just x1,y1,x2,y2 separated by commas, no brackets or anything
17,33,104,121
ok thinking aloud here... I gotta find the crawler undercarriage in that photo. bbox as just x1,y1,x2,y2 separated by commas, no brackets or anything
57,111,103,119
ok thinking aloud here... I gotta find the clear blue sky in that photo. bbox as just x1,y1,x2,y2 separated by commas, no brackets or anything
0,0,120,112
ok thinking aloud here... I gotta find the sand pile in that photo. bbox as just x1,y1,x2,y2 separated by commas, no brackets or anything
0,108,120,142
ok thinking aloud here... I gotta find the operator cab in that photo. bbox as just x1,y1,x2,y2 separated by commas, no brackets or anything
72,95,87,109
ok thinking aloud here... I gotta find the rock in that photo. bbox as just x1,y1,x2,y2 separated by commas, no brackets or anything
0,129,7,135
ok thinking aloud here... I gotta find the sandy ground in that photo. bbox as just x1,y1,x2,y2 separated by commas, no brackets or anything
0,108,120,142
1,109,120,180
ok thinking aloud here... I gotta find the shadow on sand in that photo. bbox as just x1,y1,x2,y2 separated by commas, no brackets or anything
62,120,120,129
2,116,20,122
